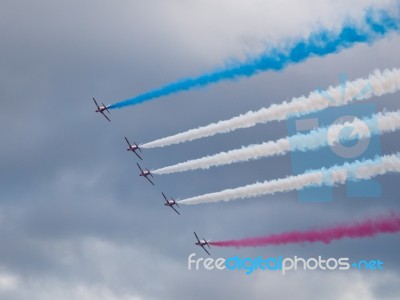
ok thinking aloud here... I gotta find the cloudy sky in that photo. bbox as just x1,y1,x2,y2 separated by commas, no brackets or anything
1,0,399,299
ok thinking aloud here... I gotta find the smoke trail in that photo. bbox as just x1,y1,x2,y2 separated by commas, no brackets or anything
142,68,400,148
153,111,400,174
178,153,400,205
109,6,400,111
209,212,400,248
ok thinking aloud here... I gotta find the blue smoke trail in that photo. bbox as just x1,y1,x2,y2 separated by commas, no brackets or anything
109,6,400,110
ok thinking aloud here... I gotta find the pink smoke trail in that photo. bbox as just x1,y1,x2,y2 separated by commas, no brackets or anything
209,212,400,248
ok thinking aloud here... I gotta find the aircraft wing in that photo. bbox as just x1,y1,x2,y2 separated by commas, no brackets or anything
162,192,167,201
125,137,131,147
145,176,155,186
194,232,200,243
137,163,144,173
170,205,180,215
101,111,111,122
103,103,110,114
133,150,143,160
201,245,211,256
93,98,100,109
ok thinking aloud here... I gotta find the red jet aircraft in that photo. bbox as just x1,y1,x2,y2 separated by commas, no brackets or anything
162,192,180,215
194,232,211,256
137,163,154,185
125,137,142,160
93,98,111,122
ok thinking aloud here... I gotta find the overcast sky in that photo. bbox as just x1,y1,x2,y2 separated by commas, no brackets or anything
1,1,399,299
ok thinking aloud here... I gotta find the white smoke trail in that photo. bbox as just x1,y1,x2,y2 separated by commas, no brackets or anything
153,111,400,175
178,153,400,205
142,68,400,149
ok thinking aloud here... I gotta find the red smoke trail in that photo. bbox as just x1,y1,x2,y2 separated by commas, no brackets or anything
209,212,400,248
